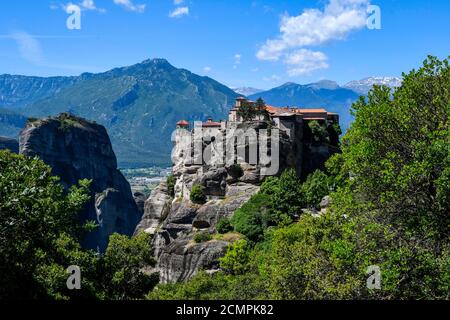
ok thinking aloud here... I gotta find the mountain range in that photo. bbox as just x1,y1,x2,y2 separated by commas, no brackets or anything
0,59,401,167
343,77,402,95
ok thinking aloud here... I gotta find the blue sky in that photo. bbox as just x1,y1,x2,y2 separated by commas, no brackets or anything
0,0,448,89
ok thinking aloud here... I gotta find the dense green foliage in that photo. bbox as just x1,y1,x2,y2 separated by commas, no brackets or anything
0,151,156,300
193,232,213,243
231,194,273,242
237,98,269,122
190,184,206,204
0,151,92,299
308,120,330,143
97,232,158,300
216,217,233,234
149,56,450,300
219,240,251,276
166,175,176,198
301,170,330,209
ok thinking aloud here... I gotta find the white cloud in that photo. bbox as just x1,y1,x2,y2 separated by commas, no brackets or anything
113,0,146,13
10,32,45,65
203,66,212,73
174,0,184,4
80,0,106,13
233,53,242,69
284,49,329,76
169,6,189,18
257,0,369,61
257,0,369,76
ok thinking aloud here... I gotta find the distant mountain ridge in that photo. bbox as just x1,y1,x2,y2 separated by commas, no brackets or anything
0,59,402,167
343,77,402,95
0,59,239,167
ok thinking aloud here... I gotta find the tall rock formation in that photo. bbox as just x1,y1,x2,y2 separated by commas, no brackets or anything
19,113,141,251
137,110,340,283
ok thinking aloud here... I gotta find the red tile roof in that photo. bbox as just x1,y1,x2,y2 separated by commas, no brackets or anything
202,122,221,128
177,120,189,126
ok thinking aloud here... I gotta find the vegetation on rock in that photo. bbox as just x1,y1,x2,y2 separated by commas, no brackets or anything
190,184,206,204
148,56,450,300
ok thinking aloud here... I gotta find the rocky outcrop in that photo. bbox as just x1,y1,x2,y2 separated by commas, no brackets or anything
148,156,261,283
139,119,339,283
153,182,259,283
19,114,141,251
158,239,229,283
0,137,19,153
133,192,147,216
135,181,173,236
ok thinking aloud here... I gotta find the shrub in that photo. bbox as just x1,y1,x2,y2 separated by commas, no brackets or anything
193,232,212,243
166,175,176,197
301,170,330,209
231,193,273,242
216,218,233,234
190,184,206,204
308,120,329,143
220,240,250,275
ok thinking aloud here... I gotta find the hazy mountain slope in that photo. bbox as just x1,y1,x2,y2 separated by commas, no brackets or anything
0,108,27,137
0,74,78,109
249,81,360,131
21,59,239,167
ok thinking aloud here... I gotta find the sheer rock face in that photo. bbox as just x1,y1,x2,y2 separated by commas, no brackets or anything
135,181,173,236
139,120,338,283
0,137,19,153
19,115,141,251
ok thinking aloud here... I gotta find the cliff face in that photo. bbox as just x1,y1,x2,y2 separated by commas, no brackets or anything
0,137,19,153
19,114,141,251
137,119,339,283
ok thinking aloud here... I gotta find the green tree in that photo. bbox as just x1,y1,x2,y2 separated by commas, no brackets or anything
220,240,250,275
237,101,258,122
166,175,176,197
301,170,330,209
231,194,273,242
272,169,304,219
0,151,94,299
255,98,270,120
99,232,157,300
308,120,329,143
216,217,233,234
190,184,206,204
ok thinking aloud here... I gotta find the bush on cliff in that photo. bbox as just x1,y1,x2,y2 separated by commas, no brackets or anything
216,217,233,234
193,232,212,243
190,184,206,204
231,193,273,242
166,175,176,197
